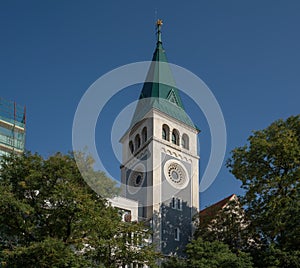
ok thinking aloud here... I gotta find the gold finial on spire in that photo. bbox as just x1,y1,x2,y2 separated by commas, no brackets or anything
156,19,163,27
156,19,163,43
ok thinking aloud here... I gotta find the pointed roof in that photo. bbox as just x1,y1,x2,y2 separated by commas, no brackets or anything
130,20,196,130
199,194,237,217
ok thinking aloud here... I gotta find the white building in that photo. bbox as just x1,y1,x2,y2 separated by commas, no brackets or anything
109,196,139,222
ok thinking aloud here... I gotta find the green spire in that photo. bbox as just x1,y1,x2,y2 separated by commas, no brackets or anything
130,20,196,129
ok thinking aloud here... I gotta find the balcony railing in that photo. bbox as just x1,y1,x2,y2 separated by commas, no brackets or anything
0,133,25,150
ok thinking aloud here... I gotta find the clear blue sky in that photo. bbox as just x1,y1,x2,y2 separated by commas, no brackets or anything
1,1,299,209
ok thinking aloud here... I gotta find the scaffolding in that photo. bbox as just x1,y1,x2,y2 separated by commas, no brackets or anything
0,97,26,157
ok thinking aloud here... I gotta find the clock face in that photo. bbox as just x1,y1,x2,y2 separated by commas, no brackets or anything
164,159,189,189
128,164,145,194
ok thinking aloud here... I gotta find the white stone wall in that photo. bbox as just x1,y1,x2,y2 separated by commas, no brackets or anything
108,196,139,222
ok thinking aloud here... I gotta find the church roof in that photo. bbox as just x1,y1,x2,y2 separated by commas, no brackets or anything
199,194,237,217
130,20,196,130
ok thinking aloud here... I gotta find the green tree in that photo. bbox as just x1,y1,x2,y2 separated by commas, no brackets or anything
162,238,253,268
227,115,300,267
73,150,120,198
162,256,187,268
0,152,158,267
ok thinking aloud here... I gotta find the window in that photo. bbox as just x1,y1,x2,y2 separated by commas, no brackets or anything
177,198,182,210
174,227,180,241
142,127,147,143
171,197,182,210
136,175,142,185
172,129,180,145
129,141,134,154
172,197,176,209
124,212,132,222
171,133,176,143
182,133,189,150
162,128,166,140
135,134,141,150
162,124,170,141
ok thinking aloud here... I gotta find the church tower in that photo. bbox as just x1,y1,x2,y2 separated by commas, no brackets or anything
120,20,200,256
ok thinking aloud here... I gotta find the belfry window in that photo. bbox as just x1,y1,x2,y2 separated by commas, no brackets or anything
135,134,141,150
182,133,189,150
129,141,134,154
162,128,166,140
172,129,179,145
142,127,147,143
171,133,176,144
162,124,170,141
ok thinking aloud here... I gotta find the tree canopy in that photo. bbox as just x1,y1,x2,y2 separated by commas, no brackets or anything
227,115,300,267
195,197,249,252
162,237,253,268
0,152,158,267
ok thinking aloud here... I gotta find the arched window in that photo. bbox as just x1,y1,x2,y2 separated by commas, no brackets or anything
162,124,170,141
135,134,141,150
129,141,134,154
162,128,167,140
142,127,147,143
181,133,189,150
172,129,180,145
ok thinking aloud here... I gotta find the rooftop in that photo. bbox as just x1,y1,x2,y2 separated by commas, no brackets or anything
200,194,237,217
130,20,197,130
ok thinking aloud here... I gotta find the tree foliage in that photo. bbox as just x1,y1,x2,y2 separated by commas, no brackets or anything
227,115,300,267
73,151,120,198
0,152,158,267
162,238,253,268
195,199,250,251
